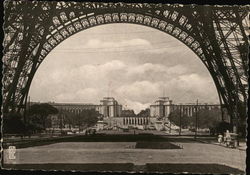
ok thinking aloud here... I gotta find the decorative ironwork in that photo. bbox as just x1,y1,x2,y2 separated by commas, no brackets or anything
3,1,249,124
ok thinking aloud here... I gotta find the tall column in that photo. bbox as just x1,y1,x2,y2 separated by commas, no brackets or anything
110,105,114,117
166,101,172,118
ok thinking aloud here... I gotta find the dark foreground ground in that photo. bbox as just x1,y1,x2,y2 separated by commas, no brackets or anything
2,131,246,173
3,163,244,174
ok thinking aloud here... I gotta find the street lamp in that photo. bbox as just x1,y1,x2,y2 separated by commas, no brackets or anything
169,120,171,134
195,99,198,139
233,78,239,147
179,105,182,136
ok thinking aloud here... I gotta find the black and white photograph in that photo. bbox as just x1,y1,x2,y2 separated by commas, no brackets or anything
1,1,249,174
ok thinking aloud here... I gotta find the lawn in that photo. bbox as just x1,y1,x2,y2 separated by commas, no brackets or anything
135,141,181,149
3,133,177,149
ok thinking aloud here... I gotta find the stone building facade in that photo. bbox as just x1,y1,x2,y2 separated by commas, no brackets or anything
33,96,224,131
150,97,221,119
48,97,150,129
49,102,100,114
149,97,223,130
150,97,172,119
48,97,122,118
99,97,122,118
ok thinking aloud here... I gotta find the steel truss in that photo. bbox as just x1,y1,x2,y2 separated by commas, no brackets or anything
3,1,249,125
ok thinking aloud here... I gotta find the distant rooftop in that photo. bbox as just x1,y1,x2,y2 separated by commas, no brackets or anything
158,97,169,99
50,102,98,106
30,101,98,106
103,97,115,99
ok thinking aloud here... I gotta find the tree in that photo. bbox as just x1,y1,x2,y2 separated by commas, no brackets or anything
168,110,179,126
75,109,99,131
82,109,99,127
237,101,247,137
121,110,136,117
27,103,58,130
181,114,190,129
191,108,222,135
137,108,150,117
216,121,232,135
168,110,190,128
3,112,26,134
63,110,77,129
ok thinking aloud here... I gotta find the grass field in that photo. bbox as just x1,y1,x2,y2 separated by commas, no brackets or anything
135,141,181,149
3,132,213,149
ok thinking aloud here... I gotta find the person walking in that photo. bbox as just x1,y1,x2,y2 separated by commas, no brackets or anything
218,134,223,144
224,130,231,147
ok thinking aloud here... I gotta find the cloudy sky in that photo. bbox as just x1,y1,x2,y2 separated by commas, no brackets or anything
29,24,219,113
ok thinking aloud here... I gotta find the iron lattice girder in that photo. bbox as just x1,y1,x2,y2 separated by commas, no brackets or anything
213,9,248,82
180,7,235,115
3,2,249,120
193,7,248,118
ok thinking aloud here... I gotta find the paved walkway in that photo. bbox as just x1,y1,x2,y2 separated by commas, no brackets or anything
3,141,246,171
198,139,247,151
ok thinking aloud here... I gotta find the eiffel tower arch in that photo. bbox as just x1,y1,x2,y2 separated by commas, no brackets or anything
3,1,249,127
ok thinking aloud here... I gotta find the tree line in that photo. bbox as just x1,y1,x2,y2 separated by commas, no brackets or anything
168,108,238,135
59,108,99,131
3,103,99,135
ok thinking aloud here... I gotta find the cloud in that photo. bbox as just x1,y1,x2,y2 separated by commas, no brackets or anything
30,59,218,110
61,38,151,53
115,81,162,103
29,24,219,112
160,73,218,103
54,88,99,103
126,63,189,83
146,44,184,54
127,63,187,76
83,38,151,49
59,38,185,55
127,63,166,75
121,99,151,114
167,65,188,74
